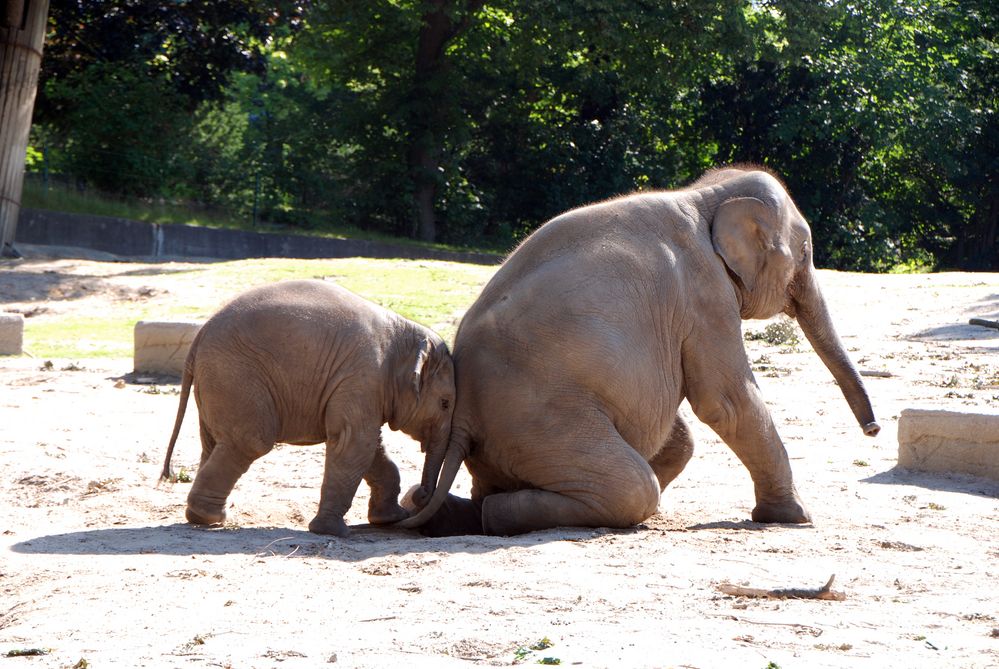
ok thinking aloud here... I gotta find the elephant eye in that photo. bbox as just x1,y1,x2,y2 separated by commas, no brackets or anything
440,398,451,411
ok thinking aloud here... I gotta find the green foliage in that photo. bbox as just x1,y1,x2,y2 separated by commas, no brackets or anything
513,637,557,664
744,318,800,347
27,0,999,269
42,63,194,197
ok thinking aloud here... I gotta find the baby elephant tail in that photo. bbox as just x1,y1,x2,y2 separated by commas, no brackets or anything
160,342,198,482
395,429,469,529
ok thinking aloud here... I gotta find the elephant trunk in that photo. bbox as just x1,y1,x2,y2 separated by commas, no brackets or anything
794,272,881,437
396,429,469,529
419,426,451,496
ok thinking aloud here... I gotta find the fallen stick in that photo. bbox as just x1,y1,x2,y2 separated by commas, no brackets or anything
969,318,999,330
716,573,846,601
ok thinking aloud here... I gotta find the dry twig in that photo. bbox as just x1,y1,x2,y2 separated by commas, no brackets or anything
0,603,21,631
717,574,846,601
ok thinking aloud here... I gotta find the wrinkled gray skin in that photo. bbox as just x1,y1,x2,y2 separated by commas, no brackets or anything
161,279,455,537
400,166,880,536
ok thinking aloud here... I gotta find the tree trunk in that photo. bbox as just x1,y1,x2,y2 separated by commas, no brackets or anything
0,0,49,257
968,192,999,270
407,0,483,243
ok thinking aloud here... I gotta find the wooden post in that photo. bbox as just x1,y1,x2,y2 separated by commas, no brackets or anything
0,0,49,257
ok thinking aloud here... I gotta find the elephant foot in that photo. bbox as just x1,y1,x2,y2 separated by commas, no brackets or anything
751,495,812,524
367,501,409,525
308,514,350,537
185,500,226,526
400,484,430,512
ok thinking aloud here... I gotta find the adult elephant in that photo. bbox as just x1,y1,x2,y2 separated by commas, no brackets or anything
400,165,880,536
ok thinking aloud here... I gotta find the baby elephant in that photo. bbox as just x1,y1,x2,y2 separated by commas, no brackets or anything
161,279,455,536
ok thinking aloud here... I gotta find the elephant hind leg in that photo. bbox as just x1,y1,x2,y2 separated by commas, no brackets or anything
650,414,694,493
186,440,260,525
479,424,661,536
197,420,216,467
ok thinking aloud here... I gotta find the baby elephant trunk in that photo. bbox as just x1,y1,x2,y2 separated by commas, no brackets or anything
419,425,451,500
397,427,469,529
794,273,880,437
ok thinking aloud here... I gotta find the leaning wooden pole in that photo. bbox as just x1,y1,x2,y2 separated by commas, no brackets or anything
0,0,49,257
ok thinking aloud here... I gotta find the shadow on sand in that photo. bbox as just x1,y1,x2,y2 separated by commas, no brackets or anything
9,522,604,561
862,466,999,499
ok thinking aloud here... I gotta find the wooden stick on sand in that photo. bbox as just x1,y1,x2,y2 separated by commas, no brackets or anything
717,574,846,601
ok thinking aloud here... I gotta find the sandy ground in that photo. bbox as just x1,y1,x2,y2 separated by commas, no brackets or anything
1,246,998,668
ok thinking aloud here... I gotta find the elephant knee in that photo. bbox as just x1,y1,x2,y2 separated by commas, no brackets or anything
623,474,662,525
590,468,661,528
689,394,742,442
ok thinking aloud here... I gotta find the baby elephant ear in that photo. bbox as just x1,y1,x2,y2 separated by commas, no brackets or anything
411,337,432,396
711,196,776,293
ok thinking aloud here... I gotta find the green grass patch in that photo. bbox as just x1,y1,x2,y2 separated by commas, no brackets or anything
25,315,142,359
17,257,496,359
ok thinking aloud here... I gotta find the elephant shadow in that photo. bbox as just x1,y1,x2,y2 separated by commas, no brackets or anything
8,523,606,560
681,520,813,531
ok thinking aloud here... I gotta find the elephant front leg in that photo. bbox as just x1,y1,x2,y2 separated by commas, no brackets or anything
309,423,379,537
363,438,408,525
682,332,810,524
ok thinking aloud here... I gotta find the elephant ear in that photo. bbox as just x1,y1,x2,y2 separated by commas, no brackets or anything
410,337,433,397
711,196,779,293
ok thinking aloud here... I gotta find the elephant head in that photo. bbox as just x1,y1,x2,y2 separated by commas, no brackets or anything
702,167,881,437
388,334,456,494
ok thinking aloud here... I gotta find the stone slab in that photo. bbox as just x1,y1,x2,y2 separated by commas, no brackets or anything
134,320,203,376
897,408,999,481
0,313,24,355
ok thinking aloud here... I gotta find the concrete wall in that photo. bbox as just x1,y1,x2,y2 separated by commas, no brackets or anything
897,408,999,481
15,208,502,265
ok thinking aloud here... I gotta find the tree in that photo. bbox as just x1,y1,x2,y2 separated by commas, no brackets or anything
39,0,302,113
32,1,302,198
697,0,998,270
296,0,486,243
296,1,752,244
0,0,50,256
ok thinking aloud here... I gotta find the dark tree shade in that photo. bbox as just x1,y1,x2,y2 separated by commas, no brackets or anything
39,0,301,115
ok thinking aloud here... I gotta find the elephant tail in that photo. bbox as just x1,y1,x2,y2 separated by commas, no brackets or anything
395,429,469,529
160,338,198,482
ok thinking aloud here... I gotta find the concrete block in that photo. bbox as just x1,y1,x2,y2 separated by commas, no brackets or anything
897,408,999,481
0,313,24,355
134,320,202,376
